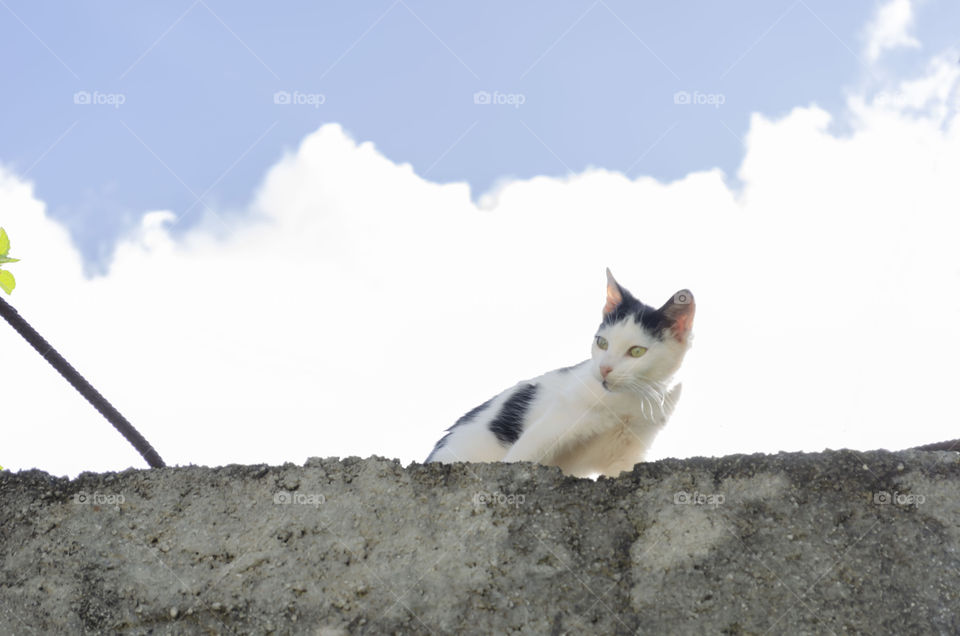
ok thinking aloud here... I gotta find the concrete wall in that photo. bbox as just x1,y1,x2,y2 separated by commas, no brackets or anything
1,450,958,634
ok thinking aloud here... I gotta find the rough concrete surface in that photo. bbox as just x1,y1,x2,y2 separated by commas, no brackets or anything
1,450,959,635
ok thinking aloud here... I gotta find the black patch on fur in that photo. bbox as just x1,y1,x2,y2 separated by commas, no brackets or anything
601,287,669,339
426,397,495,461
489,383,538,445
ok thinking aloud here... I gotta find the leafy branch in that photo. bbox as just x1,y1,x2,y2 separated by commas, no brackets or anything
0,227,19,294
0,227,165,468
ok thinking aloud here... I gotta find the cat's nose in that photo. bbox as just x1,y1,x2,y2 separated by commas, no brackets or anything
600,366,613,378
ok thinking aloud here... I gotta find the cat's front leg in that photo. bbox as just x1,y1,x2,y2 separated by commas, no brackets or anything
501,409,574,466
501,427,558,465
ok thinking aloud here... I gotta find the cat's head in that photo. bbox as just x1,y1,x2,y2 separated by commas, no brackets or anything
591,269,695,391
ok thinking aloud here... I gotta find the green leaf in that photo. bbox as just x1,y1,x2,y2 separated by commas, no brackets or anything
0,256,18,264
0,228,9,257
0,269,15,294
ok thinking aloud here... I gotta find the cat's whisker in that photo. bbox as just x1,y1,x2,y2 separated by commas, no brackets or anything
623,378,671,421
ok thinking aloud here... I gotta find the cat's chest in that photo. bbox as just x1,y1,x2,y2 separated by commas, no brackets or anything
567,391,669,452
590,394,649,427
552,418,647,476
592,407,635,430
543,368,661,432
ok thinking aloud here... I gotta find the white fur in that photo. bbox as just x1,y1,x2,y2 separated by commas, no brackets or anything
427,305,692,478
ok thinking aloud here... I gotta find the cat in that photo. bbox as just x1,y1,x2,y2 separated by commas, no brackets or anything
426,269,695,478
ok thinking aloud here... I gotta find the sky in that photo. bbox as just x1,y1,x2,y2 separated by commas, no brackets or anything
2,0,958,271
1,0,960,477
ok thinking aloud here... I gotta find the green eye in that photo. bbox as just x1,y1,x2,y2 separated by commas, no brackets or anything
595,336,608,350
628,346,647,358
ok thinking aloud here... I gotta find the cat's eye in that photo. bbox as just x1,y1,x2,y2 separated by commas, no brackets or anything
628,346,647,358
595,336,608,350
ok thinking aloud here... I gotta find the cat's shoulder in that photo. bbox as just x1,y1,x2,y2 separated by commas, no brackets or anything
533,359,591,390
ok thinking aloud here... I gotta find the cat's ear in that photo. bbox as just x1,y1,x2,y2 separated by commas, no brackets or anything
603,268,624,316
659,290,695,342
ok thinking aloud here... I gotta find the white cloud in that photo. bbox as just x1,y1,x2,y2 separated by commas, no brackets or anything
3,49,960,478
864,0,921,62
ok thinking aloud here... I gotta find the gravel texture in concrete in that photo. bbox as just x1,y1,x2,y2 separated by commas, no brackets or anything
1,450,959,634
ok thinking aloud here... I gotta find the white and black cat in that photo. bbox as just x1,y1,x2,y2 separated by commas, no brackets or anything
426,269,695,477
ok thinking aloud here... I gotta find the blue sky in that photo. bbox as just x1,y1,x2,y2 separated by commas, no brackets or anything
3,1,960,476
3,0,956,271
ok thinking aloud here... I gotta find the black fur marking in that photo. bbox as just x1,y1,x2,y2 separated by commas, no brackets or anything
426,397,495,461
602,287,669,339
489,383,538,446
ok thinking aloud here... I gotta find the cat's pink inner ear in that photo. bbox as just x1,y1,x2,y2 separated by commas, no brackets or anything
665,293,695,342
670,310,694,342
604,269,623,316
